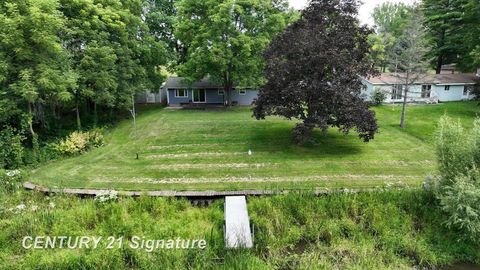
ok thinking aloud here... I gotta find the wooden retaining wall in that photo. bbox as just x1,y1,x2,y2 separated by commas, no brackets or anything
23,182,414,198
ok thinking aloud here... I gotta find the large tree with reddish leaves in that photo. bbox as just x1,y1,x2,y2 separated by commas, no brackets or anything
253,0,378,144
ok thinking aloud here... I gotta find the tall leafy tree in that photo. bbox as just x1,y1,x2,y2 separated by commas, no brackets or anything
175,0,293,105
0,0,77,135
373,2,413,36
60,0,167,128
370,2,414,72
253,0,378,144
143,0,186,66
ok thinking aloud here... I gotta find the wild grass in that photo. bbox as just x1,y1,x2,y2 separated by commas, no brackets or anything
28,101,479,191
1,189,479,269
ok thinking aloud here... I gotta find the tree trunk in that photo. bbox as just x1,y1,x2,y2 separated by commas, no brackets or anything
400,84,409,129
435,54,443,74
76,103,81,131
27,102,35,136
52,105,58,129
435,30,446,74
223,72,232,107
93,101,98,128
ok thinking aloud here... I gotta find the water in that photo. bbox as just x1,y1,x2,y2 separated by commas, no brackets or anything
442,263,480,270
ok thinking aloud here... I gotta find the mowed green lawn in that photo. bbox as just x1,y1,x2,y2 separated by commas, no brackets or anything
29,102,479,191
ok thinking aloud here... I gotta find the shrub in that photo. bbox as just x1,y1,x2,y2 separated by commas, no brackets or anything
55,129,104,155
371,88,387,105
438,169,480,240
434,116,477,184
0,126,25,169
433,116,480,240
95,190,118,203
0,169,23,192
86,128,104,148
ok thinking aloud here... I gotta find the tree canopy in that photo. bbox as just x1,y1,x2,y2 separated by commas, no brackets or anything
369,2,414,72
175,0,295,105
0,0,168,136
253,0,378,144
422,0,480,73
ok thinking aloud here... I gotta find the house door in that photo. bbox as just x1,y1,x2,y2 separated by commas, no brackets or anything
193,89,206,103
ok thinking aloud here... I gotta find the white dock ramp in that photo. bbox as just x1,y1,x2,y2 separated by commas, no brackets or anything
224,196,253,248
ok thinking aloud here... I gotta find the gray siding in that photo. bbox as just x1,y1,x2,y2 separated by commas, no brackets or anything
206,89,225,104
167,88,258,106
167,89,191,105
231,89,258,105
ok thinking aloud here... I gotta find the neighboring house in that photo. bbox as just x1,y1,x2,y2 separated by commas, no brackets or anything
136,88,167,104
361,73,478,103
162,77,259,106
440,64,457,74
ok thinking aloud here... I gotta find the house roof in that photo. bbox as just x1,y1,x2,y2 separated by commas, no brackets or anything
365,73,478,85
162,76,224,89
441,64,456,70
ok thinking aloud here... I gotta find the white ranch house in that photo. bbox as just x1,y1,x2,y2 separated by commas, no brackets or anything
361,73,478,103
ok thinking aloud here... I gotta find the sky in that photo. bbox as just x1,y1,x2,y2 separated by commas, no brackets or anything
287,0,417,26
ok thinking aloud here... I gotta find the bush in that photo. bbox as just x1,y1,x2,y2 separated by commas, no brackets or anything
95,190,118,203
0,126,25,169
55,129,104,155
0,169,23,192
434,116,478,184
438,169,480,240
371,88,387,105
433,116,480,240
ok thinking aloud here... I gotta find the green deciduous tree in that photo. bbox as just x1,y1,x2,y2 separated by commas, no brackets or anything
0,0,169,168
175,0,294,105
370,2,414,72
0,0,77,135
59,0,167,129
143,0,185,66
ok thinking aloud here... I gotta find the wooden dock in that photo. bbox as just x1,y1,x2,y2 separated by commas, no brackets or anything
224,196,253,248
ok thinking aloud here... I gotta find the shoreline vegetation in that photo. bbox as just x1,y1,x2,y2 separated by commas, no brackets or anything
1,189,479,269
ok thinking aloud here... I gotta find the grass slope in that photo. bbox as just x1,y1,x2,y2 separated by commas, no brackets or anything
1,190,479,269
29,102,479,191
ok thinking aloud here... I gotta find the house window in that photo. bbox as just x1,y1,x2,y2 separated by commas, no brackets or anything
238,89,247,95
421,85,431,98
392,85,403,100
444,85,450,91
175,89,188,97
218,89,225,95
